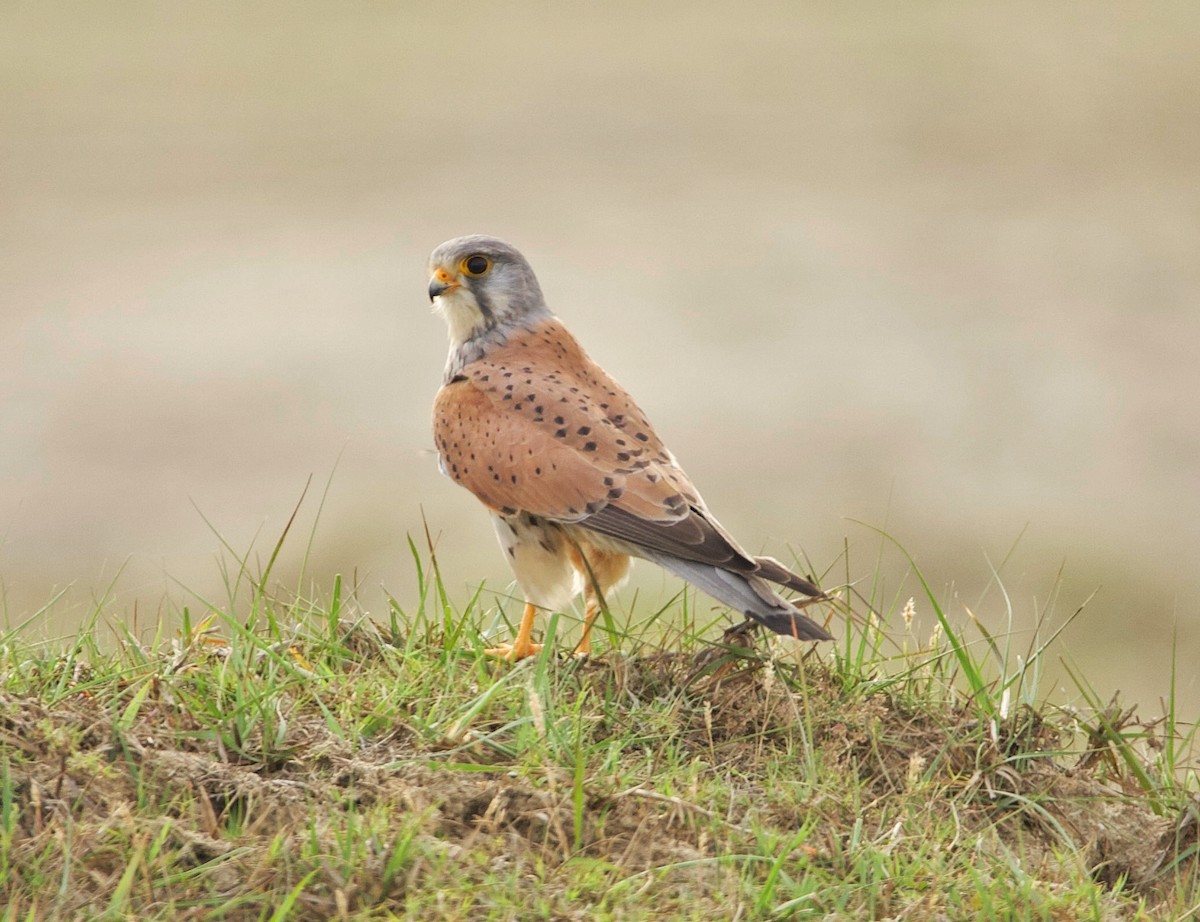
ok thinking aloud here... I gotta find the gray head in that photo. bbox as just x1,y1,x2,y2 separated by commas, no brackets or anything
427,235,549,348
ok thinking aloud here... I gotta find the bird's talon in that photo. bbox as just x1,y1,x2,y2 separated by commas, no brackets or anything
483,641,543,662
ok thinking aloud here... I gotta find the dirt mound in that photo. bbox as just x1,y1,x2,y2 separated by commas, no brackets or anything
1,643,1194,919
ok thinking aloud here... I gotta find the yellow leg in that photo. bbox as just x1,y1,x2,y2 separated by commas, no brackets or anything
573,594,601,657
485,602,543,661
568,544,629,658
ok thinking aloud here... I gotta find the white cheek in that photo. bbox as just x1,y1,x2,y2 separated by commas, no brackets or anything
485,290,510,318
434,291,486,345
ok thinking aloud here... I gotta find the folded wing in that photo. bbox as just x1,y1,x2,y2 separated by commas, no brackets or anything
432,321,828,637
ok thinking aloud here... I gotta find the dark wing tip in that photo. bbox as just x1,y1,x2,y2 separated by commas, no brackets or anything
748,610,834,641
753,555,826,599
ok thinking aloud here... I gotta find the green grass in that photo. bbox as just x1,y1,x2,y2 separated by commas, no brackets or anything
1,526,1198,920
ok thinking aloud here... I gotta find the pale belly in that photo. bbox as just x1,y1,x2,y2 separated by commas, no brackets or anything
491,512,634,611
491,512,583,611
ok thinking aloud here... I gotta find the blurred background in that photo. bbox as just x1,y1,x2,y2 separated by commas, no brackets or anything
3,4,1198,719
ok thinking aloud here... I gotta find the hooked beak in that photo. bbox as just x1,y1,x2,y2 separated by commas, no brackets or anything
428,266,460,302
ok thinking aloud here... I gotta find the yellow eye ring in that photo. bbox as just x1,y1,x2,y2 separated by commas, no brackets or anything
460,254,491,277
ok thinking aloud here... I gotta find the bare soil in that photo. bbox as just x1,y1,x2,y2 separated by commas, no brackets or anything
2,648,1195,919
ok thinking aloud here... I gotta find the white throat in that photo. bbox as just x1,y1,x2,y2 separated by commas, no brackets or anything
433,290,488,347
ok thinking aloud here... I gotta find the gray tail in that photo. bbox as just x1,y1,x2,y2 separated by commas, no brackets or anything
646,552,832,641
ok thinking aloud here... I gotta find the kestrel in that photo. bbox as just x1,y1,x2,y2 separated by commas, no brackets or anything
428,235,832,660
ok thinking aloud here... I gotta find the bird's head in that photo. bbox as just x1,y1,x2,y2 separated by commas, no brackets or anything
427,235,548,347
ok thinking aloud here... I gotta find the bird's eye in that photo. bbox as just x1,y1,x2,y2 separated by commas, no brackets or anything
461,255,491,277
